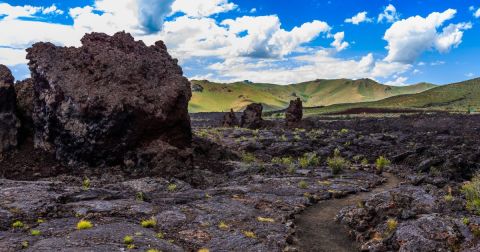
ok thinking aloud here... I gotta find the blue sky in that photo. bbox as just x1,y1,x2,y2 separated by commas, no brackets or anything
0,0,479,85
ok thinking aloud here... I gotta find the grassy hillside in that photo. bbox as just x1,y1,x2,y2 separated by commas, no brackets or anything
303,78,480,115
189,79,435,112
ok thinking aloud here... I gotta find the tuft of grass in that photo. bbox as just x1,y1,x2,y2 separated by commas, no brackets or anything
327,149,350,175
12,220,24,229
76,220,93,230
375,156,391,172
461,174,480,215
141,217,157,228
82,177,91,191
30,229,41,236
462,217,470,225
339,128,349,134
242,230,257,239
386,218,398,233
146,249,161,252
257,217,275,223
298,180,309,189
36,219,45,224
218,221,229,230
156,232,165,239
198,249,210,252
361,158,369,166
21,241,29,249
444,186,454,202
167,183,177,192
242,152,256,163
135,192,145,202
123,235,134,244
126,244,135,249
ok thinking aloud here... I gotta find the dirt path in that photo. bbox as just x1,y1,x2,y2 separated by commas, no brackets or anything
294,173,401,252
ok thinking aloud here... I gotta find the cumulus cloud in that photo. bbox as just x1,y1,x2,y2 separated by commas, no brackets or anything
345,11,372,25
0,3,63,20
383,9,472,63
330,32,349,51
474,8,480,18
385,76,408,86
378,4,399,23
171,0,237,17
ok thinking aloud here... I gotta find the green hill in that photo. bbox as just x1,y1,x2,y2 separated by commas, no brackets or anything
303,78,480,115
189,79,436,113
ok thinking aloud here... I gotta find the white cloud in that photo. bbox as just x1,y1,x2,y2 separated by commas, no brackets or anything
42,4,64,15
345,11,372,25
383,9,472,63
475,8,480,18
250,8,257,13
330,32,349,51
0,47,28,65
430,60,445,66
385,76,408,86
466,72,475,78
171,0,237,17
378,4,399,23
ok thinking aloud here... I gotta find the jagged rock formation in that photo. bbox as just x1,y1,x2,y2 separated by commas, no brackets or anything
14,78,34,142
26,32,192,175
286,98,303,126
222,109,238,127
240,103,263,129
191,83,204,92
0,65,20,154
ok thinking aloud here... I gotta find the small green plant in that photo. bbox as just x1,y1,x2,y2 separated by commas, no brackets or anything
242,152,256,163
280,135,288,141
198,249,210,252
361,158,369,166
298,180,309,189
339,128,349,134
147,249,161,252
82,177,91,190
386,218,398,233
242,230,256,238
375,156,391,172
135,192,145,202
257,217,275,223
21,241,29,249
287,165,296,174
462,217,470,225
76,220,93,230
156,232,165,239
126,244,135,249
123,235,134,244
30,229,41,236
327,149,350,175
140,217,157,228
167,183,177,192
12,220,24,229
36,219,45,224
294,134,302,141
218,221,229,230
298,152,320,168
461,174,480,215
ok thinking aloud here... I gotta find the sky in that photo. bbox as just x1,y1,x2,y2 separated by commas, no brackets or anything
0,0,479,85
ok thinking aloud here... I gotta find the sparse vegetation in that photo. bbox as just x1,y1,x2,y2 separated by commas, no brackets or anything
123,235,134,244
242,152,256,163
298,152,320,168
198,249,210,252
218,221,229,230
444,186,454,203
461,174,480,215
257,217,275,223
136,192,145,201
141,217,157,228
76,220,93,230
167,183,177,192
327,149,350,175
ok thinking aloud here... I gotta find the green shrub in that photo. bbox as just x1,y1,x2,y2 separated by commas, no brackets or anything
298,180,308,189
339,128,349,134
298,153,320,168
386,218,398,232
375,156,391,172
361,158,369,166
76,220,93,230
30,230,41,236
82,177,91,191
12,220,24,229
327,149,350,175
123,235,134,244
461,174,480,214
167,183,177,192
140,217,157,228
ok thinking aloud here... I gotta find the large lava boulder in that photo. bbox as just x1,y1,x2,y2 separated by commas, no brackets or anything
0,65,20,154
240,103,263,129
14,78,35,142
285,98,303,126
222,109,238,127
26,32,192,175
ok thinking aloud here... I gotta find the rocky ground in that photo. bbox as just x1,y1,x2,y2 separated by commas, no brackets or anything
1,112,479,251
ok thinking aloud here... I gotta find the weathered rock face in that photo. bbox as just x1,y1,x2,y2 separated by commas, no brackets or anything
14,78,34,142
0,65,20,154
222,109,238,127
240,103,263,129
26,32,192,175
191,83,204,92
285,98,303,126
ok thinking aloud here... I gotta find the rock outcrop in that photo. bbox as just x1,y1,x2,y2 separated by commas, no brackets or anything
0,65,20,154
14,78,35,142
222,109,238,127
285,98,303,126
191,83,204,92
26,32,192,175
240,103,263,129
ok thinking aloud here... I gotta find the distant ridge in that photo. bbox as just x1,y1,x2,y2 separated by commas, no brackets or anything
189,79,436,113
303,78,480,115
